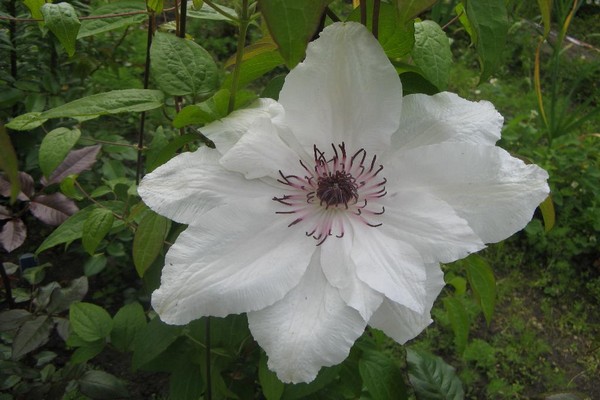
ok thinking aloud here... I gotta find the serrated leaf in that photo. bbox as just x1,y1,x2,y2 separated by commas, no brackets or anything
0,310,33,334
412,20,452,91
29,193,79,226
70,302,113,342
260,0,329,68
36,201,124,254
41,3,81,57
39,127,81,178
259,351,284,400
111,302,147,352
133,210,169,277
132,317,182,370
82,208,114,255
12,315,53,360
359,350,408,400
0,218,26,253
150,32,219,97
78,370,129,399
406,348,465,400
44,145,101,186
443,296,470,355
0,124,20,203
78,1,147,38
465,0,508,81
465,254,496,326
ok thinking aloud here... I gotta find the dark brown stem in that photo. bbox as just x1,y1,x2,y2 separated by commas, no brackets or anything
8,0,17,80
136,13,155,185
360,0,367,26
178,0,187,39
206,317,212,400
372,0,380,39
325,7,340,22
0,260,15,309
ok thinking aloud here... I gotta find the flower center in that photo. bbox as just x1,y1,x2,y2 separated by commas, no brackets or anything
273,143,387,245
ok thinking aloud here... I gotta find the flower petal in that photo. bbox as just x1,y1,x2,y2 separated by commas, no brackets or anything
350,224,427,314
368,263,445,344
394,143,550,243
248,251,366,384
380,190,485,263
138,147,269,225
219,116,301,180
278,22,402,155
320,230,384,321
392,92,503,150
201,98,284,154
151,199,316,324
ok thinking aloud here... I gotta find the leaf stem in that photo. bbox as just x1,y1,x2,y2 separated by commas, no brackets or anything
206,316,212,400
203,0,239,22
228,0,249,114
136,12,155,185
372,0,380,39
0,262,15,309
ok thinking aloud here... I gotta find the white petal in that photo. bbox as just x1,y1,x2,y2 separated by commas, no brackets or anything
151,199,316,324
278,22,402,155
201,98,284,154
350,224,427,314
320,231,383,321
219,116,300,179
394,143,550,243
392,92,503,151
248,251,366,384
138,147,268,225
369,263,445,344
380,190,485,263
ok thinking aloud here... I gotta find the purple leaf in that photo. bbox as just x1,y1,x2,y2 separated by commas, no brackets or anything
0,218,27,252
43,145,101,186
0,172,35,201
0,205,11,220
29,192,79,226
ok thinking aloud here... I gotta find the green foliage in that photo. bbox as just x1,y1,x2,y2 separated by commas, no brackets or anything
412,20,452,90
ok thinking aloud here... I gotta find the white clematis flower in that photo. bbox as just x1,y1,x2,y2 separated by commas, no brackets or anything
139,22,549,383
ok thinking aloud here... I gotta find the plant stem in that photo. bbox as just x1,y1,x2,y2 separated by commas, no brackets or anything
203,0,239,22
136,12,155,185
228,0,249,114
0,262,15,309
372,0,380,39
360,0,367,26
206,316,212,400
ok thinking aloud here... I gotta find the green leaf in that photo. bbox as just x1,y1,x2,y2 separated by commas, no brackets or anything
146,133,201,172
259,351,284,400
82,208,115,255
111,302,147,352
147,0,163,14
151,32,219,98
8,90,165,130
260,0,329,68
282,365,341,399
132,316,183,370
60,175,84,200
464,0,508,81
348,0,415,58
23,0,45,21
39,127,81,178
133,210,169,277
41,3,81,57
359,350,408,400
169,362,204,400
187,1,236,22
406,348,465,400
464,254,496,326
71,339,105,364
84,254,108,276
78,1,147,39
11,315,53,360
412,20,452,91
443,296,470,354
396,0,437,23
78,370,129,400
5,112,48,131
69,302,113,342
0,124,21,203
539,195,555,232
222,38,285,89
537,0,552,38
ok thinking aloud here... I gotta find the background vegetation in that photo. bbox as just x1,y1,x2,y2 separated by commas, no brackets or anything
0,0,599,399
